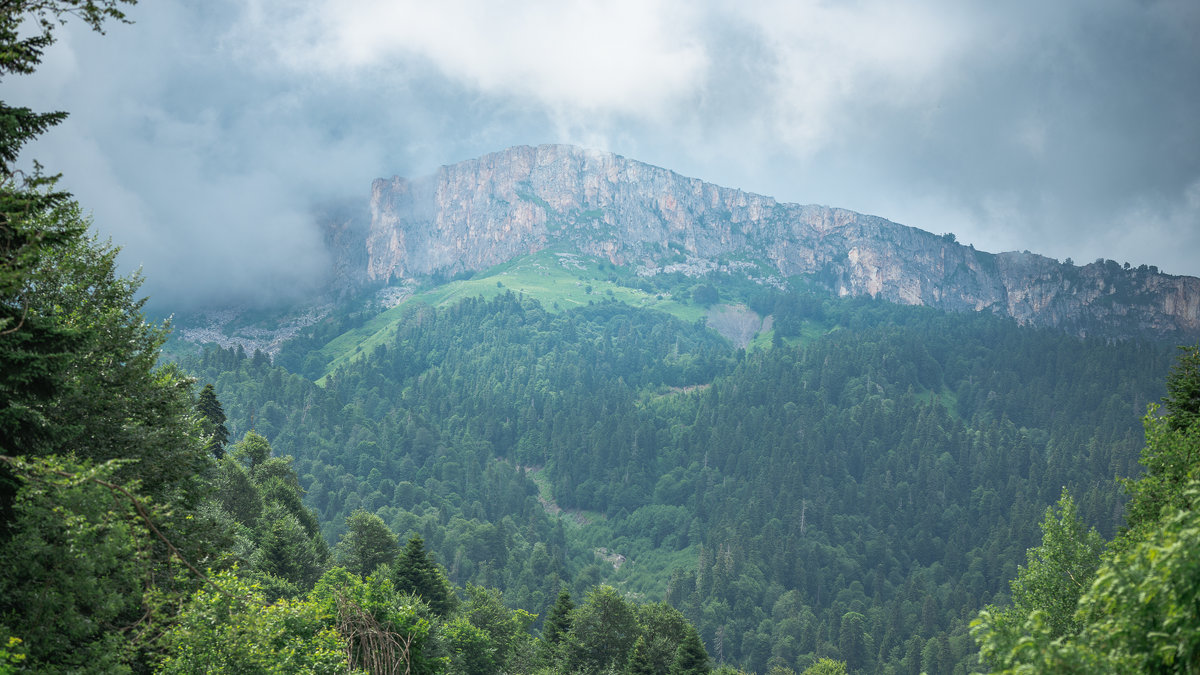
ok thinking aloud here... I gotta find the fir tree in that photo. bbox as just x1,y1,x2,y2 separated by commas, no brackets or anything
669,629,711,675
392,533,456,616
543,588,574,646
196,383,229,458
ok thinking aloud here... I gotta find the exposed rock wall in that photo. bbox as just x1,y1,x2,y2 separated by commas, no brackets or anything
355,144,1200,338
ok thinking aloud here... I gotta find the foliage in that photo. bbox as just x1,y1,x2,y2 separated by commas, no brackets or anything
458,584,537,670
213,432,329,595
394,534,457,617
971,489,1105,667
542,588,573,646
1118,345,1200,547
440,615,496,675
186,288,1176,674
1074,483,1200,673
669,628,711,675
972,487,1200,674
337,509,400,578
309,567,443,675
798,658,846,675
2,0,134,307
157,570,352,674
0,455,154,671
0,636,25,675
974,345,1200,674
197,383,230,458
235,430,274,472
628,636,656,675
1163,344,1200,430
636,602,695,674
565,585,640,674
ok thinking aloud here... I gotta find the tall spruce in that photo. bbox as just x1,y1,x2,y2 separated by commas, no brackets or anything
393,533,457,616
196,383,229,458
669,629,711,675
543,588,574,646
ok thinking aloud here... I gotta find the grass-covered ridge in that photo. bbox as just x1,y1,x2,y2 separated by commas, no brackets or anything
313,250,715,383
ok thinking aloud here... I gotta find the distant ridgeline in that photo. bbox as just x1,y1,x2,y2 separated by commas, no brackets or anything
321,144,1200,340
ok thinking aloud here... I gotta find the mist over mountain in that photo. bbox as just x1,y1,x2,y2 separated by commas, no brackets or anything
320,144,1200,340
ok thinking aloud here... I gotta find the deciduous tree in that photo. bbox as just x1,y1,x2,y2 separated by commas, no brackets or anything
336,509,399,578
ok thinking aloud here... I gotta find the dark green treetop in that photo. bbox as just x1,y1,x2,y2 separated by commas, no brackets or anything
393,533,457,616
196,383,229,458
669,628,711,675
542,588,574,645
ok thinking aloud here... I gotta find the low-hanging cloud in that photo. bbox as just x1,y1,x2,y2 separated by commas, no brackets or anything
8,0,1199,309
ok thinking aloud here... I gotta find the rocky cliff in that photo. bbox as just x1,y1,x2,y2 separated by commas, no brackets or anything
350,144,1200,338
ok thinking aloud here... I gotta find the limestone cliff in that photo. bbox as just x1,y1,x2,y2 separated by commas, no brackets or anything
352,144,1200,338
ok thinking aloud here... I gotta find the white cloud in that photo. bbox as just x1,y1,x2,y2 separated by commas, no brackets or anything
233,0,709,119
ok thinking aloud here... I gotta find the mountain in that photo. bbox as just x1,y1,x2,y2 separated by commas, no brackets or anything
157,144,1196,674
327,144,1199,339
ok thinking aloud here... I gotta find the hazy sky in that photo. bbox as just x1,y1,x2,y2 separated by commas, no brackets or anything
11,0,1200,306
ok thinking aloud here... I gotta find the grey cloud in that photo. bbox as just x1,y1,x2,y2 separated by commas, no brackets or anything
9,0,1199,310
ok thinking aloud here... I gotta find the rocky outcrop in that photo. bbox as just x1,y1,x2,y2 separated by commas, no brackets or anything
352,144,1200,338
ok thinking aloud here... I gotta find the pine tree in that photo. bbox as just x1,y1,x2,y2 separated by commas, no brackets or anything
1163,344,1200,431
393,533,457,616
669,629,711,675
196,383,229,458
543,588,574,646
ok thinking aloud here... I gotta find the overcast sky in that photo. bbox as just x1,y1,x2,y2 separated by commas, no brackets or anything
11,0,1200,306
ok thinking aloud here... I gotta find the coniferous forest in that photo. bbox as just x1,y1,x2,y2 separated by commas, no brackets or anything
4,3,1200,674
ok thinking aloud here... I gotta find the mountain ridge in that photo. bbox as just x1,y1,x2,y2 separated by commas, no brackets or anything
327,144,1200,338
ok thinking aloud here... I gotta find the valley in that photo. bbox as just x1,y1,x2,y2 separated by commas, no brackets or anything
168,252,1181,672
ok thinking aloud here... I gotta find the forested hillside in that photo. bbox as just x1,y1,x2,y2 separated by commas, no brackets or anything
6,3,1199,674
0,3,725,673
183,286,1176,673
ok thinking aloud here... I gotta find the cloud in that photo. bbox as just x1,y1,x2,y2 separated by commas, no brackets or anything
6,0,1199,309
233,0,709,119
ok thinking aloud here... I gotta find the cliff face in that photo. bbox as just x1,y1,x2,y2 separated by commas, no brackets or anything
356,144,1200,338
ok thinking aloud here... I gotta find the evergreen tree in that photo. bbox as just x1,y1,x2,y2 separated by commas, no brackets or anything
196,383,229,458
543,588,574,646
213,457,263,527
974,345,1200,673
1163,344,1200,431
251,502,324,593
837,611,868,672
972,489,1105,667
393,533,457,616
1119,344,1200,546
669,629,711,675
2,0,137,462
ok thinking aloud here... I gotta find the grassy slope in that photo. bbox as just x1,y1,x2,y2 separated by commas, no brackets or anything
315,250,707,383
